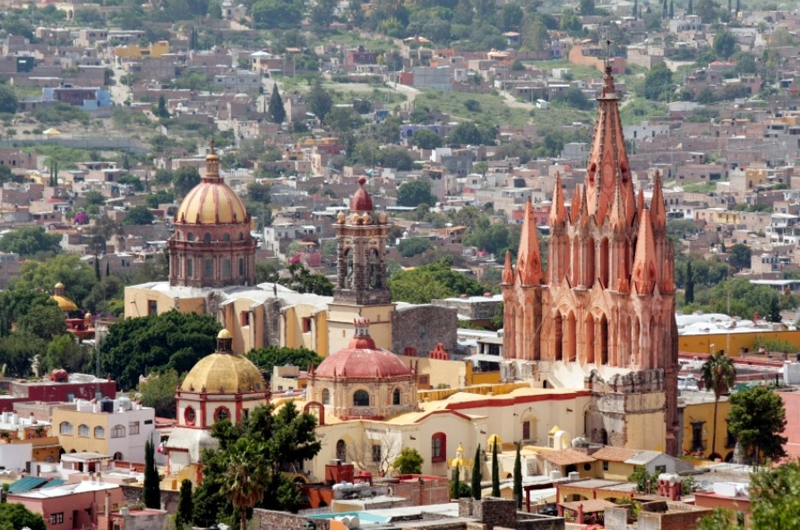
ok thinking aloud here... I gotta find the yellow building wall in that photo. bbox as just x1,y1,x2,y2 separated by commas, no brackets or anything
397,355,469,389
281,305,329,354
114,41,170,59
124,287,207,319
601,461,636,481
624,408,667,453
678,330,800,356
682,399,733,459
52,410,110,455
327,303,394,356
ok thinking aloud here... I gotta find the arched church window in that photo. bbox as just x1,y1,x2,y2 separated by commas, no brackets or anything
239,258,244,276
239,232,244,241
369,248,382,289
392,388,401,405
204,259,213,278
204,232,212,243
187,233,195,242
353,390,370,407
222,259,231,279
223,233,230,242
176,232,182,241
187,259,194,278
321,388,330,405
336,439,347,461
345,249,354,288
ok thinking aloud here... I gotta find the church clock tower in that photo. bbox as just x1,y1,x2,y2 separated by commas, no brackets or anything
327,177,395,354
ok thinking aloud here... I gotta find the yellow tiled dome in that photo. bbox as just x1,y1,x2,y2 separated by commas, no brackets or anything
180,353,265,394
52,295,78,312
174,151,248,225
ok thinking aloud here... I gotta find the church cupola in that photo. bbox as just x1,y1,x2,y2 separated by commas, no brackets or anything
167,142,257,289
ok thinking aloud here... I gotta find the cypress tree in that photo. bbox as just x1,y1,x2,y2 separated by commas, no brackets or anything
513,443,522,509
735,0,740,13
94,254,101,281
106,261,110,277
633,0,638,19
728,0,731,12
685,260,694,304
176,479,193,528
688,0,693,15
491,440,500,497
143,438,161,509
471,444,482,500
268,83,286,124
451,463,460,500
662,0,667,17
669,0,674,18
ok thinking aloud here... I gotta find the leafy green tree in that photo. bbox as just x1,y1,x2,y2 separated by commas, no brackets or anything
156,95,169,118
695,507,743,530
462,219,519,256
388,257,485,303
144,438,161,508
552,87,593,110
0,502,47,530
268,84,286,125
45,334,88,373
685,260,695,304
579,0,595,15
194,403,321,526
176,479,194,529
17,303,67,340
83,275,124,315
448,122,494,146
251,0,303,28
728,243,751,271
397,237,434,257
749,459,800,530
137,369,181,418
306,81,333,120
523,18,549,52
325,107,363,133
701,351,736,458
0,332,47,377
379,146,413,170
146,190,175,209
695,0,721,22
278,263,334,296
630,466,658,493
13,254,97,309
247,346,323,375
513,442,522,508
0,226,61,257
173,166,201,197
643,62,674,101
397,179,437,207
491,440,500,497
713,30,737,60
100,311,221,390
392,447,424,474
471,444,482,499
0,85,19,114
124,206,155,225
728,385,787,468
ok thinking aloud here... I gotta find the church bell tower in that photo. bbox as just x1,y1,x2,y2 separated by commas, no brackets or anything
326,177,396,355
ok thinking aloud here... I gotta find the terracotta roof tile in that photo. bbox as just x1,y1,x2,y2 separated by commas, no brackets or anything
539,449,596,466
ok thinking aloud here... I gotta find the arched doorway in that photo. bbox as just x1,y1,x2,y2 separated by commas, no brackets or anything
336,439,347,462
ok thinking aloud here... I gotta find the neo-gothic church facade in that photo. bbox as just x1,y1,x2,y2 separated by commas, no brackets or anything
502,67,680,455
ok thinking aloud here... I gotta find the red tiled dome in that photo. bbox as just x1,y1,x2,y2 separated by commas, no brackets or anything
314,319,411,379
350,176,373,212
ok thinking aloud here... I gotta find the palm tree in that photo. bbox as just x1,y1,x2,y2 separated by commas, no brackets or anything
226,440,266,530
701,350,736,459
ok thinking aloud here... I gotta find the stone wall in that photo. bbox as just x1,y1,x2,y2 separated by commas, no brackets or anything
253,509,330,530
120,485,180,514
392,305,458,357
637,501,712,530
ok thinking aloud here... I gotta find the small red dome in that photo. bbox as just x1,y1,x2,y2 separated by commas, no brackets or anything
314,319,410,379
350,176,373,212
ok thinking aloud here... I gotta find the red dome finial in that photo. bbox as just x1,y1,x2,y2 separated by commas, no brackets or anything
358,176,367,186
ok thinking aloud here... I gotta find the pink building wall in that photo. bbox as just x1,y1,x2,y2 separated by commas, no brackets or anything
9,484,124,530
780,390,800,458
